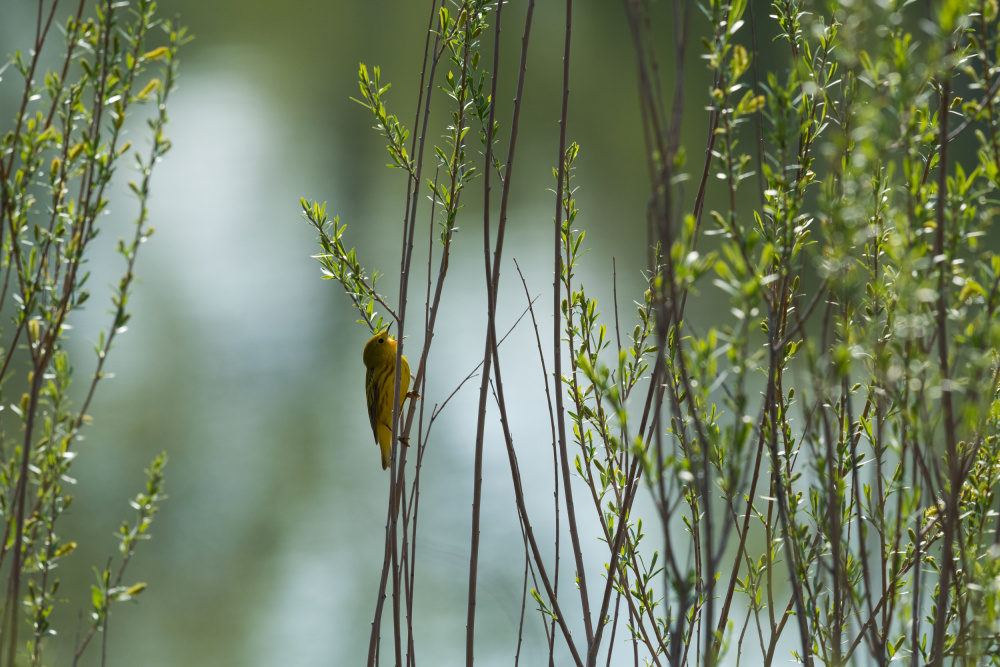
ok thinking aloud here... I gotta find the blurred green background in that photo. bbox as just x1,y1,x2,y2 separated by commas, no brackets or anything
0,0,760,664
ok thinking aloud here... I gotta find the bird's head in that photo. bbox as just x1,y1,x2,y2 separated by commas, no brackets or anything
363,330,397,368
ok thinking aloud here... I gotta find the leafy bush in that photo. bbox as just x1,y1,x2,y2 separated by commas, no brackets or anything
0,1,185,664
306,1,1000,665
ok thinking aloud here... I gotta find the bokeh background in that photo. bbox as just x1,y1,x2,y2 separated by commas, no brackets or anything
0,1,776,665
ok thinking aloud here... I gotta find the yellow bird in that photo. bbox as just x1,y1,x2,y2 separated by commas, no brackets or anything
363,330,412,469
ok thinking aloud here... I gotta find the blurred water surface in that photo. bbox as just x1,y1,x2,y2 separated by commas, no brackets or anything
0,0,749,665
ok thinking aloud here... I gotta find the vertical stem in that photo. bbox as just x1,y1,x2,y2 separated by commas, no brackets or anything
551,0,595,654
367,0,446,659
466,0,504,659
929,64,959,667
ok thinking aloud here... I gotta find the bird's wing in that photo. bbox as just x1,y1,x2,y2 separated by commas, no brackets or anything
366,366,379,441
401,356,411,403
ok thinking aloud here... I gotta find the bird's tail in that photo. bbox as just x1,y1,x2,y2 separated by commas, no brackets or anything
377,423,411,470
377,423,392,470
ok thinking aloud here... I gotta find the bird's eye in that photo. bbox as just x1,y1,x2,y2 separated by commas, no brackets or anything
379,337,385,343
